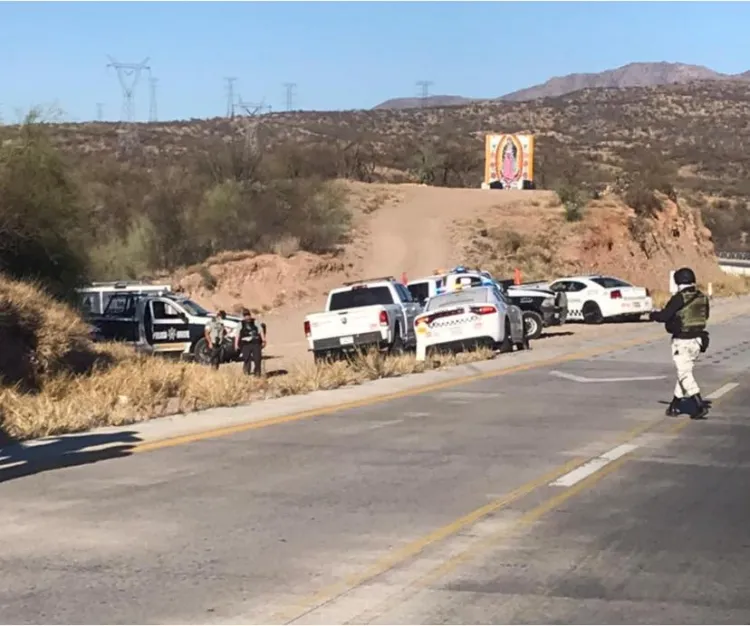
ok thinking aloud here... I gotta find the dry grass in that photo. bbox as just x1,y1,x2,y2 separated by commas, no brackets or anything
0,276,106,390
0,272,497,442
0,344,496,442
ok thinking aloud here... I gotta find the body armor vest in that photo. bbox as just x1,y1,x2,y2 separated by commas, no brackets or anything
676,291,708,331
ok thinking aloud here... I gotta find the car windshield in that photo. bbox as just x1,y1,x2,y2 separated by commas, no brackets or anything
426,288,489,311
329,286,395,311
591,277,631,289
178,298,210,316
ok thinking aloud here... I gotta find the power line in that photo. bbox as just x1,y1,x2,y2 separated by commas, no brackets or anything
149,76,158,122
224,76,237,118
416,80,433,107
283,82,297,111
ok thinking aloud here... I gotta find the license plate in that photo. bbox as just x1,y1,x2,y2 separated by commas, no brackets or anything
340,336,354,345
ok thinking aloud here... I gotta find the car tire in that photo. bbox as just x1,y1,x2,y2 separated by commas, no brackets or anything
388,325,406,356
582,301,604,324
522,311,544,340
194,338,211,365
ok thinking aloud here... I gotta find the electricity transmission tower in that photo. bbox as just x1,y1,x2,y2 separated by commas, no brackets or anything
224,77,237,118
96,102,104,121
237,95,271,115
283,82,297,111
106,55,151,156
107,56,151,121
416,80,433,107
149,77,158,122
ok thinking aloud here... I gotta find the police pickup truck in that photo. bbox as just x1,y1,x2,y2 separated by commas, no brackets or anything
78,284,244,364
304,276,421,362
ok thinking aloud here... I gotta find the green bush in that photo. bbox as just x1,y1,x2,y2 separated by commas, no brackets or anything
0,111,90,300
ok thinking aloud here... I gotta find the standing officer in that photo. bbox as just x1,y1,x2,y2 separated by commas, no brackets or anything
234,308,267,377
204,310,227,369
649,267,710,419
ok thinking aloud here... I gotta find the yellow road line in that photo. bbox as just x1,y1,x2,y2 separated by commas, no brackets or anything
269,455,586,624
131,306,748,455
351,377,746,623
271,413,677,624
133,334,662,455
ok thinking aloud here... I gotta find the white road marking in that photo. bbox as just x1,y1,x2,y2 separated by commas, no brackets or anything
705,382,740,400
550,443,639,487
550,370,666,383
366,419,404,430
550,380,741,488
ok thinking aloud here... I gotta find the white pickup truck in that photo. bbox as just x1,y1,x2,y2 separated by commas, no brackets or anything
304,277,421,362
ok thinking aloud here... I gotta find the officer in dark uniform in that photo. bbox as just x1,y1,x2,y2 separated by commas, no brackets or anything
649,267,710,419
234,308,266,377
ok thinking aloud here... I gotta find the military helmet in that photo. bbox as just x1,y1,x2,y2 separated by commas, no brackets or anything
674,267,696,285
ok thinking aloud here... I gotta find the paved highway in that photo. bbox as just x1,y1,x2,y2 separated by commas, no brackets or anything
2,313,750,624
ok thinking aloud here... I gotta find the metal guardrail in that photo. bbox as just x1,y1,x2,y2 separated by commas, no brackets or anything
716,250,750,261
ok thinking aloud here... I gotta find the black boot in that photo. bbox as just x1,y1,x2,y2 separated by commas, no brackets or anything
665,396,681,417
696,393,712,408
688,394,709,420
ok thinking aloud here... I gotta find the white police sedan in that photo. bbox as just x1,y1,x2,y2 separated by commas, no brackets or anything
545,275,653,324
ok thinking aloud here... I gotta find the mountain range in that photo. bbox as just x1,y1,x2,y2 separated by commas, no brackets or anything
373,62,750,109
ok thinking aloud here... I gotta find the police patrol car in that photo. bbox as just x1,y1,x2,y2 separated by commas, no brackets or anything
78,282,243,363
542,275,654,323
408,267,567,339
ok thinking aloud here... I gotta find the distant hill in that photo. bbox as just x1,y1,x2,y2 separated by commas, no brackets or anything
374,62,750,109
372,95,478,110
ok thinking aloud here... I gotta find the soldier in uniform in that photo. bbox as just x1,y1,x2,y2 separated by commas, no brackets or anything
204,310,227,369
649,267,710,420
234,308,266,377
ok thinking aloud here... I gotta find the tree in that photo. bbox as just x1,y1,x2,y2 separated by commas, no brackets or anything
0,110,90,300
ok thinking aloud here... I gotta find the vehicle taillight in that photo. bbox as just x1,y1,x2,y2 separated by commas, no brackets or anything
379,310,389,326
610,290,622,299
470,305,497,315
304,320,311,337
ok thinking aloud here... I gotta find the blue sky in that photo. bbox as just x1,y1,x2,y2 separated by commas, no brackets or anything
1,1,749,123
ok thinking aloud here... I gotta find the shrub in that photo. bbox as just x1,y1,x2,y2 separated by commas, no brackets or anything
556,183,585,222
0,111,91,299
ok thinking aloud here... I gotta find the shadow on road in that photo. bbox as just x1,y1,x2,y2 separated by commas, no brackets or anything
265,369,289,378
0,430,142,484
539,331,576,339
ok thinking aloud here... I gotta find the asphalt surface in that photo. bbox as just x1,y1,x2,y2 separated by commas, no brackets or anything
2,313,750,624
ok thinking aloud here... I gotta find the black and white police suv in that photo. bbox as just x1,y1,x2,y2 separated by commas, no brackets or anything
78,283,245,364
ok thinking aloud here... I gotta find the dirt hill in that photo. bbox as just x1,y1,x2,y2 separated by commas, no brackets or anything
165,181,740,370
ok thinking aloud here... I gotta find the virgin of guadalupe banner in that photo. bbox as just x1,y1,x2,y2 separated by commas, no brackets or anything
484,134,535,189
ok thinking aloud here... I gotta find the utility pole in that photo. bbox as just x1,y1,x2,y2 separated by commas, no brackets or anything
149,76,158,122
416,80,433,107
283,82,297,111
224,76,237,118
96,102,104,121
